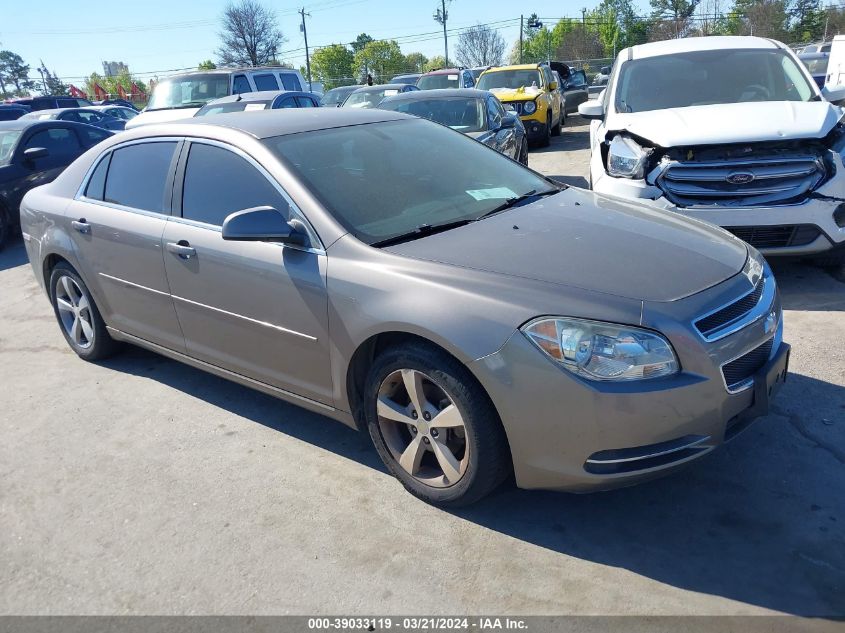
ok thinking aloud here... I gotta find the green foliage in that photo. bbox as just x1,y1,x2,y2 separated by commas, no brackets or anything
311,44,355,89
423,55,447,72
86,70,147,102
43,69,68,96
0,51,37,98
351,33,374,53
403,52,429,73
198,60,217,70
353,40,406,83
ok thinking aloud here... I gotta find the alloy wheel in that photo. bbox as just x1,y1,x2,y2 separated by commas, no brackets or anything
376,369,469,488
55,275,95,349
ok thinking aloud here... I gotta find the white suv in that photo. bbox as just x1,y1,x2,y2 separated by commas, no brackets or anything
580,36,845,267
128,67,310,128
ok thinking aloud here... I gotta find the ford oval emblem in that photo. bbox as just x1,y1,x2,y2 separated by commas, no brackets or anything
727,171,755,185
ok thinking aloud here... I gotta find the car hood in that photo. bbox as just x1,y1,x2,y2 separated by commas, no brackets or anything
124,107,200,129
486,86,544,102
384,188,748,302
606,101,843,147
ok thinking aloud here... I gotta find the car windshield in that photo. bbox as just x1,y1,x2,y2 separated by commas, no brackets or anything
322,88,354,106
801,56,829,75
344,88,401,108
615,48,816,113
477,70,543,90
0,130,21,166
146,74,231,110
417,74,460,89
264,119,553,245
196,100,273,116
381,97,486,132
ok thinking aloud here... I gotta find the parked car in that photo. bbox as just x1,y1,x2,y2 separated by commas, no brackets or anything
127,67,309,128
93,99,139,111
89,105,140,123
9,95,93,111
799,52,829,88
469,67,490,82
476,63,563,147
800,41,831,54
341,84,418,108
390,73,422,85
561,68,589,115
321,85,358,107
195,91,321,116
417,68,476,90
21,108,789,505
0,119,111,248
0,105,30,121
580,35,845,267
593,65,611,86
379,88,527,164
21,108,127,131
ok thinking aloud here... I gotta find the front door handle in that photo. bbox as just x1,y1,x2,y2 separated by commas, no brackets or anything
166,240,196,259
71,219,90,234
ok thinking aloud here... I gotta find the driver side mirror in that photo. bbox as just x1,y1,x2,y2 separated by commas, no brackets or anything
822,84,845,104
222,205,307,246
500,113,517,129
23,147,49,164
578,100,605,120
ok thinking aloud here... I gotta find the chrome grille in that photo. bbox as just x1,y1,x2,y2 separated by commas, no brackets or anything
658,156,825,208
695,278,764,339
722,337,774,393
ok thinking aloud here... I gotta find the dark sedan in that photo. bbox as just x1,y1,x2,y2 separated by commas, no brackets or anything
0,120,112,248
379,89,527,164
21,108,126,131
195,90,320,116
0,105,30,121
341,84,418,108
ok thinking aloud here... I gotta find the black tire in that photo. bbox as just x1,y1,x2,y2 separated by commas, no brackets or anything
364,343,511,507
0,204,8,251
49,262,121,361
539,115,551,147
519,138,529,165
552,110,563,136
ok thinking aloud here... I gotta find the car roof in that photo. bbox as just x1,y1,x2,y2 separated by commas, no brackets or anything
23,108,99,117
798,51,829,60
482,64,544,72
206,90,313,104
626,35,781,60
422,68,465,75
326,85,358,93
349,84,402,93
0,119,91,132
380,88,490,102
88,105,133,110
160,67,301,81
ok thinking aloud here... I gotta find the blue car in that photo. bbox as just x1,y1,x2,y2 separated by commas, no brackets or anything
194,90,321,116
20,108,127,131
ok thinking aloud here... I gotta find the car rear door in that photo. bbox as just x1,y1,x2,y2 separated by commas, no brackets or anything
565,70,589,113
67,139,186,352
161,140,332,404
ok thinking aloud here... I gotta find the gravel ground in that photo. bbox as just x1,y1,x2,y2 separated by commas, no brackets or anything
1,119,843,617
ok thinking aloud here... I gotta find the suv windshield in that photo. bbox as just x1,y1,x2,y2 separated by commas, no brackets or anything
615,49,816,113
380,97,486,132
0,131,21,166
147,74,231,110
417,74,460,90
264,119,553,245
477,70,543,91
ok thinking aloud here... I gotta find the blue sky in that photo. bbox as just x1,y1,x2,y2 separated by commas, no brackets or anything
1,0,641,87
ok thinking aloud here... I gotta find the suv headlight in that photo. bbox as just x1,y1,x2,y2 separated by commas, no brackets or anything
522,317,679,381
523,100,537,114
607,135,650,179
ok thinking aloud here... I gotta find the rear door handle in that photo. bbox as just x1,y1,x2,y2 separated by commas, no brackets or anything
166,241,196,259
71,219,90,234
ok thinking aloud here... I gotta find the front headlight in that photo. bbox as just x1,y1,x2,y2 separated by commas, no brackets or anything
607,134,650,179
522,317,679,381
523,100,537,114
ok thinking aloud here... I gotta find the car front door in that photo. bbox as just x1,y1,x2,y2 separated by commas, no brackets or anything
67,139,186,351
162,140,332,404
565,71,589,113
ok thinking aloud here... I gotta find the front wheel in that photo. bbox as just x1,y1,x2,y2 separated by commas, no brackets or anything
518,138,528,165
539,115,551,147
365,344,511,507
552,110,562,136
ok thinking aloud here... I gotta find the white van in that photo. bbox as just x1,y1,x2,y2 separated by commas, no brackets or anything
127,67,310,128
825,34,845,86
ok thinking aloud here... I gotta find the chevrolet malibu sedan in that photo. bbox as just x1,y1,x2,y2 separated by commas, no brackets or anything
21,109,789,506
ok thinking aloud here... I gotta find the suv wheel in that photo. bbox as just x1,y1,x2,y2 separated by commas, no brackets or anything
519,138,529,165
364,343,511,506
539,114,551,147
552,110,563,136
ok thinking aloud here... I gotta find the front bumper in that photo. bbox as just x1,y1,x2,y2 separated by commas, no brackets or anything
521,116,548,141
591,170,845,256
469,266,789,492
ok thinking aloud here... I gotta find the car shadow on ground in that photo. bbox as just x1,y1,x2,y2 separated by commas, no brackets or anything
103,342,845,618
0,239,28,272
771,259,845,311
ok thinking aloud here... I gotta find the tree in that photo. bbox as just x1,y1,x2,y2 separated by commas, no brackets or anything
311,44,355,89
198,60,217,70
350,33,374,53
43,68,68,95
455,24,506,67
85,70,146,101
650,0,700,38
724,0,787,37
0,51,36,98
789,0,823,41
216,0,286,67
353,40,406,83
403,52,429,73
423,55,447,72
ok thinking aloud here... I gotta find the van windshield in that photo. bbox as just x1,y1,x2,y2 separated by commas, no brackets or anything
147,74,231,111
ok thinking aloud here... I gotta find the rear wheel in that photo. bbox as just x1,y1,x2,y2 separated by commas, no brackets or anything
539,114,551,147
552,109,562,136
365,343,511,507
518,138,528,165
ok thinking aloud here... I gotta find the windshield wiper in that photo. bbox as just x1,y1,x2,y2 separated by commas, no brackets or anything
476,188,559,221
371,219,474,247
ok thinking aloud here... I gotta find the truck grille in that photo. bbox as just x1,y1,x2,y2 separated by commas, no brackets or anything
724,225,821,249
658,156,825,208
695,278,765,339
722,337,774,393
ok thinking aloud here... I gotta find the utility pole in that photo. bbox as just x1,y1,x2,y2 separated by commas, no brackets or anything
520,14,524,64
434,0,449,67
299,7,312,92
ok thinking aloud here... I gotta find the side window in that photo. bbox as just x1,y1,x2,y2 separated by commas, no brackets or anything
181,143,290,227
61,111,82,122
104,142,177,212
486,98,502,129
542,67,553,88
57,98,77,108
276,97,297,109
279,73,302,91
23,127,82,156
253,73,279,91
573,70,587,87
295,96,316,108
79,126,111,146
232,74,251,94
85,154,111,201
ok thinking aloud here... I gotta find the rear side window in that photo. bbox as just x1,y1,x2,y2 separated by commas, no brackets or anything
24,127,82,156
279,73,301,91
181,143,288,226
104,142,177,212
276,97,297,109
233,74,251,94
253,74,279,90
78,126,111,146
85,154,111,200
57,98,77,108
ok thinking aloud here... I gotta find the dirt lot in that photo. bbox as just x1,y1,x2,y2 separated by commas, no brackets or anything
1,119,844,617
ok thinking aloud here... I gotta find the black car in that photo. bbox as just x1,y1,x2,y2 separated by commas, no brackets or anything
389,73,422,85
0,120,112,248
10,95,93,111
21,108,127,131
0,105,30,121
378,88,528,165
321,85,358,107
93,98,139,111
